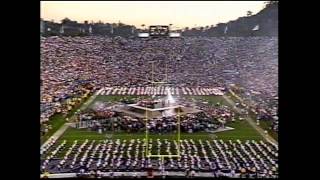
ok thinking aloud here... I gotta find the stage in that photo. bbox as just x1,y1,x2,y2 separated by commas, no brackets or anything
114,101,202,119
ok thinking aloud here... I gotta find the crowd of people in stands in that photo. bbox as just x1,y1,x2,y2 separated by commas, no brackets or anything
41,36,277,132
41,138,278,178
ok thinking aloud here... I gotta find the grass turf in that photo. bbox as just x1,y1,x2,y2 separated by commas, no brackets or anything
225,92,278,141
40,94,92,144
189,95,231,107
58,119,263,143
259,120,278,141
87,95,139,109
41,113,66,144
53,94,264,144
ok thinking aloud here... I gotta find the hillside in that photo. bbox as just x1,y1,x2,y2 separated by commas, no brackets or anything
183,2,278,37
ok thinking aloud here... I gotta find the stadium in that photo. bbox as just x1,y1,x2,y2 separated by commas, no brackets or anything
40,1,278,178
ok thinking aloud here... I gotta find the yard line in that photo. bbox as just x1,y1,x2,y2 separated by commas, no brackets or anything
222,94,278,145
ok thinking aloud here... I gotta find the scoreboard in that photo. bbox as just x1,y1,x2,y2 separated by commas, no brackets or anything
149,25,169,37
138,25,180,38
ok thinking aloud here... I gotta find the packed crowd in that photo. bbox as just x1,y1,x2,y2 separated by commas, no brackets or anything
40,80,94,124
41,138,278,178
198,104,236,123
74,96,240,134
230,88,278,132
78,111,221,134
41,36,277,129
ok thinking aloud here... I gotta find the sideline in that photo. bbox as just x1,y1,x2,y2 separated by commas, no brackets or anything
222,94,278,145
41,89,102,148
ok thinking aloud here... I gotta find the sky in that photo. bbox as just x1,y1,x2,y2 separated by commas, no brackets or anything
41,1,267,29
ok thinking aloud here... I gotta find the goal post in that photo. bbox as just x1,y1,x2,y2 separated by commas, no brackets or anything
144,107,181,158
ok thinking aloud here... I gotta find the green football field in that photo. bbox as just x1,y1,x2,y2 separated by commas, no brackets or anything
55,95,264,144
58,119,262,142
40,95,92,144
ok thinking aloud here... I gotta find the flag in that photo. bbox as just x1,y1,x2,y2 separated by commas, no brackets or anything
60,26,64,34
252,24,259,31
89,26,92,34
224,26,228,34
110,25,113,34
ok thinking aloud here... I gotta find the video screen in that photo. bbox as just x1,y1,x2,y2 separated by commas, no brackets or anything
149,25,169,36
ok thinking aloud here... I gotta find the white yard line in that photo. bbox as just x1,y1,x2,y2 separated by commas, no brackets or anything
41,123,71,149
222,95,278,145
41,90,101,147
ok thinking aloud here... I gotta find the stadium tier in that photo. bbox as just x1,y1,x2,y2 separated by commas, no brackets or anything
40,36,278,178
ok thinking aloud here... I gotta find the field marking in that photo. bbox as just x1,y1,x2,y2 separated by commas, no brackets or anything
145,103,181,157
222,94,278,145
41,123,72,149
54,93,270,145
41,91,99,146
